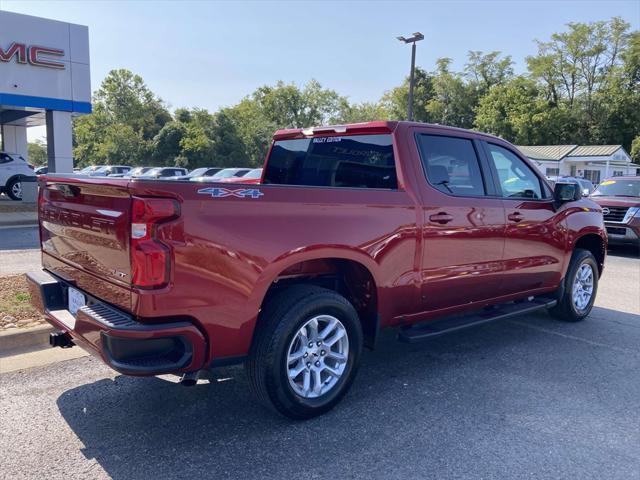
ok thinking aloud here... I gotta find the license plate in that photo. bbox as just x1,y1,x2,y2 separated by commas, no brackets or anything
68,287,86,316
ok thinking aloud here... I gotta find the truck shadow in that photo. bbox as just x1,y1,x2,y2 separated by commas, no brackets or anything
55,308,640,480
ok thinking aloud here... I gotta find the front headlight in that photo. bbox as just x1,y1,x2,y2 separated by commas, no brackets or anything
622,207,640,223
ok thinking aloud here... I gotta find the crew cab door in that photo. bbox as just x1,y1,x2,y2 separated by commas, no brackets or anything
411,130,506,311
481,141,565,294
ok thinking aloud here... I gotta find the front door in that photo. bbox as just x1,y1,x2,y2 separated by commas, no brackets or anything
482,142,565,295
414,132,506,311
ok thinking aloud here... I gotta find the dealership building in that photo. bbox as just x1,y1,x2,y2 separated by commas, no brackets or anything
0,11,91,173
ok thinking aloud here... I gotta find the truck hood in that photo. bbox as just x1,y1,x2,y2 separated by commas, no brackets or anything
590,196,640,208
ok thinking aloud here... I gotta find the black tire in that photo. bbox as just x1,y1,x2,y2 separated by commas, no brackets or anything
549,248,599,322
246,285,363,420
6,177,22,201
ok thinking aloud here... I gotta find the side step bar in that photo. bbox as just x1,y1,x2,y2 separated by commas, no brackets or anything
398,297,557,343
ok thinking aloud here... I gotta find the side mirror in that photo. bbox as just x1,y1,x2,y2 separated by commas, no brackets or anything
554,181,581,205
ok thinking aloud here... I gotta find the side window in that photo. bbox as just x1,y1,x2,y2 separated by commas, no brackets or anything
416,134,485,196
0,154,12,164
486,144,543,199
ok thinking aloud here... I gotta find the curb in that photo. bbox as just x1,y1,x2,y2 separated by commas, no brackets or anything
0,222,38,230
0,324,54,358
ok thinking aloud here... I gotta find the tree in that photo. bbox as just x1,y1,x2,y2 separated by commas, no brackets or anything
381,67,434,122
631,136,640,163
465,51,514,94
426,58,476,128
28,140,47,166
73,69,171,166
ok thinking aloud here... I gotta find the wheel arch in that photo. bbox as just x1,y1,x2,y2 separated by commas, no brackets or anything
252,248,381,349
573,233,606,276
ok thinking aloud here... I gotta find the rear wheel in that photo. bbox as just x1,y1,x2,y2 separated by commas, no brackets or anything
549,248,598,322
6,178,22,201
246,285,363,419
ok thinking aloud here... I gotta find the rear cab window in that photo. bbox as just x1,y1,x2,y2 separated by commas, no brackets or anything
263,134,397,189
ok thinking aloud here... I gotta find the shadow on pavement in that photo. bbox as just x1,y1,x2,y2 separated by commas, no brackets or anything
56,308,640,480
607,244,640,259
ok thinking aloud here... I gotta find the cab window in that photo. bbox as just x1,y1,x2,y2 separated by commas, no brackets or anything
416,134,486,196
486,144,543,199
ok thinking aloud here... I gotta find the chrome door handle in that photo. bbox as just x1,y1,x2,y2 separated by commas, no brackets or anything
508,212,524,222
429,212,453,224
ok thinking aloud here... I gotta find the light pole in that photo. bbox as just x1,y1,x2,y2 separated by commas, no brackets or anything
397,32,424,121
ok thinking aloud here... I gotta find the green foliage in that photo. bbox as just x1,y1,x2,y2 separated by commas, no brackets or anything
27,140,47,166
72,18,639,170
631,136,640,163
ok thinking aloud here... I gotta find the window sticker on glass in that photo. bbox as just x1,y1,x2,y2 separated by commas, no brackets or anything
313,137,342,143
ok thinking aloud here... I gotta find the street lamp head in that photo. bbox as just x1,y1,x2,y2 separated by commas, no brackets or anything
397,32,424,44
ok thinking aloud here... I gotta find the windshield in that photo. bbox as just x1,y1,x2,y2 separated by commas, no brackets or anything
94,166,109,173
212,169,241,179
592,178,640,197
129,167,149,176
142,167,162,176
185,168,208,177
244,169,263,179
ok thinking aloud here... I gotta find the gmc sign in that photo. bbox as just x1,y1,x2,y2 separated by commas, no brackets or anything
0,42,65,69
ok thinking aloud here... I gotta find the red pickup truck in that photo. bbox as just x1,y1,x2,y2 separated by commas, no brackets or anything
28,121,606,419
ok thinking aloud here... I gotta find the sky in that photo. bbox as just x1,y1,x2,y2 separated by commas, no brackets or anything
1,0,639,141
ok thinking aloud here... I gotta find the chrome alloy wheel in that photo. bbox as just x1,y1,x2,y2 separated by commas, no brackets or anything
11,181,22,199
572,263,594,311
286,315,349,399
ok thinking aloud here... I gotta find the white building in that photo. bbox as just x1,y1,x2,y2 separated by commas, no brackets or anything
518,144,638,184
0,11,91,172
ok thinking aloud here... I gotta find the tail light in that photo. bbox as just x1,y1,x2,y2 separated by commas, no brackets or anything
130,197,179,288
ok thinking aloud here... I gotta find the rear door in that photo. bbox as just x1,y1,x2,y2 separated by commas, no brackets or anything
481,141,565,294
412,130,506,311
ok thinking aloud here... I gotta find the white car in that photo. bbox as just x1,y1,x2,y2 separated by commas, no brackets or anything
0,152,36,200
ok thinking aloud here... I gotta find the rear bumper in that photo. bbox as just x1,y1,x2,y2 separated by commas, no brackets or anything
604,221,640,246
26,269,207,376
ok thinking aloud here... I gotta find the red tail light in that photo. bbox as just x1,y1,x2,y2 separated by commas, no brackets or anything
130,197,179,288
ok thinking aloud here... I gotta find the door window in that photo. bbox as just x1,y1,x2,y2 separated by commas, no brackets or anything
416,135,486,196
0,154,12,164
486,144,543,199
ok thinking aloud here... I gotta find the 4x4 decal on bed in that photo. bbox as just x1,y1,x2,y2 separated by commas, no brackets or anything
197,187,264,199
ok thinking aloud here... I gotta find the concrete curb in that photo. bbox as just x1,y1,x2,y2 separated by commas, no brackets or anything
0,324,54,358
0,221,38,230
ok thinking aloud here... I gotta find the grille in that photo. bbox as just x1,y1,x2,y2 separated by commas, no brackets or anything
602,206,629,222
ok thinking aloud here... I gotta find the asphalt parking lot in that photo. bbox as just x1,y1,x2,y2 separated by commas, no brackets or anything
0,248,638,480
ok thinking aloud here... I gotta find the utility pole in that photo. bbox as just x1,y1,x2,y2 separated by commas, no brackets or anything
397,32,424,121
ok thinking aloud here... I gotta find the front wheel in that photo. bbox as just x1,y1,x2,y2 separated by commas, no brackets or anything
549,248,599,322
246,285,363,419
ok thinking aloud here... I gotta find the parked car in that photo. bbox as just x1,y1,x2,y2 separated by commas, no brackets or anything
165,167,222,181
548,176,595,196
590,176,640,247
0,151,35,200
111,166,156,178
29,121,606,419
89,165,132,177
219,168,263,184
190,167,251,182
136,167,188,179
78,165,105,175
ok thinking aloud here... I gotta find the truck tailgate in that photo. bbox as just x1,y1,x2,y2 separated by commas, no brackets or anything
39,176,133,310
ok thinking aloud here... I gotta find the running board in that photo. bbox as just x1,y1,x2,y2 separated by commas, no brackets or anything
398,297,557,343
